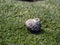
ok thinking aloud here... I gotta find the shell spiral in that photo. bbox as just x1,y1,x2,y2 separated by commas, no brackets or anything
25,18,41,33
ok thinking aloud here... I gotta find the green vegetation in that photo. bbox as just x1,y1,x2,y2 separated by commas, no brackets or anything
0,0,60,45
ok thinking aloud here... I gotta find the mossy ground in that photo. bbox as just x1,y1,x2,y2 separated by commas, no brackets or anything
0,0,60,45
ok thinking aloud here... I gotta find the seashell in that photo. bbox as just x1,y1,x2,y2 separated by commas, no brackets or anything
25,18,41,33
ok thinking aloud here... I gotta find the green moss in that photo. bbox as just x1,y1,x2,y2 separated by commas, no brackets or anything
0,0,60,45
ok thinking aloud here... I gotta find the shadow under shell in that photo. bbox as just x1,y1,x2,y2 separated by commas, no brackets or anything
27,27,41,34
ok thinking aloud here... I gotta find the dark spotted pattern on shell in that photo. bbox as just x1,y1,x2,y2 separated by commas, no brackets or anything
25,18,41,34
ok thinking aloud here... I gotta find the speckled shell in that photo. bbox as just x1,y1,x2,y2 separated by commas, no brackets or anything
25,18,41,32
